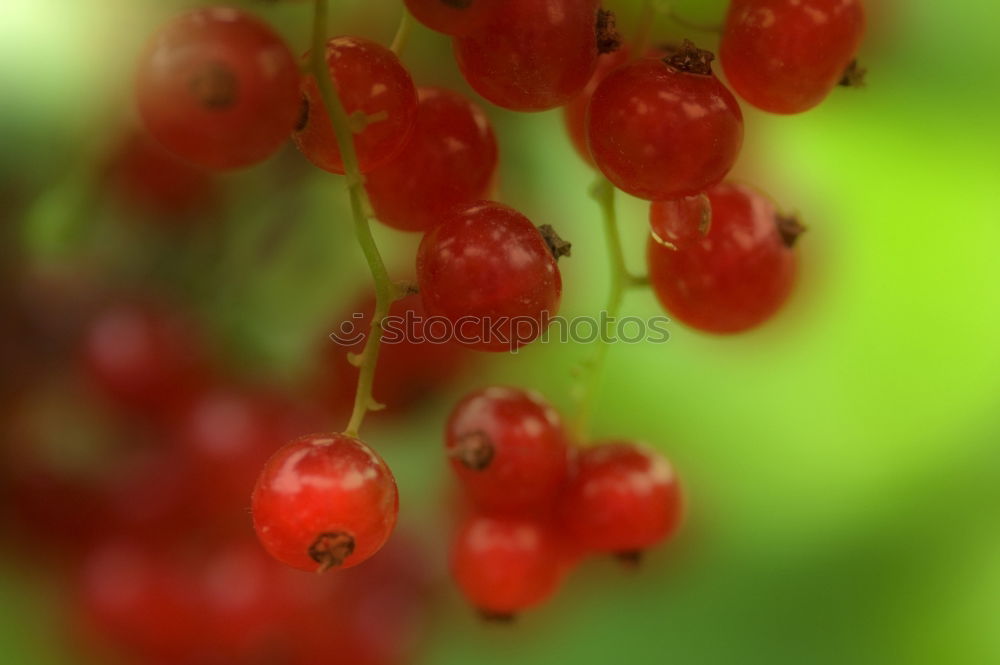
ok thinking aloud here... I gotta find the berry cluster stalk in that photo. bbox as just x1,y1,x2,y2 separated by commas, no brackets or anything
309,0,406,437
574,178,648,438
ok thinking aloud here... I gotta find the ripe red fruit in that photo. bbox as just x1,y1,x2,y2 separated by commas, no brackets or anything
252,434,398,572
320,292,469,413
720,0,867,114
404,0,500,36
294,37,418,174
450,514,564,617
453,0,608,111
174,387,317,522
77,541,201,660
446,387,570,515
587,44,744,200
80,302,206,419
135,8,300,170
417,201,563,352
648,182,802,334
104,132,216,218
560,441,682,556
366,87,498,232
563,46,630,166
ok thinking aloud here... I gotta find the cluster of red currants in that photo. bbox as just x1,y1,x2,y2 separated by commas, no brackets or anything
127,0,868,622
446,387,683,618
0,295,432,665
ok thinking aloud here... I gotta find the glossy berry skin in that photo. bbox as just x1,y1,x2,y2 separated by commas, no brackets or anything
446,387,570,515
294,37,418,174
252,434,398,572
366,87,497,232
417,202,562,352
561,441,682,555
453,0,601,111
450,514,564,616
648,182,799,334
721,0,866,114
404,0,499,36
80,302,206,419
135,8,300,170
563,47,629,166
587,56,744,200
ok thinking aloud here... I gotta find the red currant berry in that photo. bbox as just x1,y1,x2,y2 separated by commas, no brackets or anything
294,37,418,174
366,87,498,232
77,541,200,660
105,132,216,219
587,43,744,200
404,0,500,36
135,8,300,170
252,433,398,572
560,441,683,557
648,182,803,334
174,387,313,523
450,514,564,617
720,0,867,114
80,301,206,419
417,202,563,352
453,0,613,111
563,46,630,166
446,387,570,515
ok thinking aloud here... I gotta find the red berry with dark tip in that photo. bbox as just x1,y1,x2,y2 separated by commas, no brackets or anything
252,434,398,572
366,87,498,232
453,0,604,111
446,387,570,515
450,514,564,617
135,7,300,170
648,181,801,334
721,0,867,114
404,0,500,36
417,201,563,352
587,46,744,200
561,441,683,556
294,37,418,174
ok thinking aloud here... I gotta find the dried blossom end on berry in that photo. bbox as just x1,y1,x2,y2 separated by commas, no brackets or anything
663,40,716,76
308,531,356,573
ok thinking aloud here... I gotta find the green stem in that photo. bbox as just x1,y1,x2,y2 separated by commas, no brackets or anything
309,0,403,438
574,178,644,439
390,8,413,55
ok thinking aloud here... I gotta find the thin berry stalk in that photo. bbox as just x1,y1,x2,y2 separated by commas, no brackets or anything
574,178,646,438
309,0,405,437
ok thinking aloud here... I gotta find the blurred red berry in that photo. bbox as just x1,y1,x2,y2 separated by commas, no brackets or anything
135,7,301,169
560,441,683,556
450,514,565,617
721,0,867,114
453,0,606,111
367,87,498,232
648,182,802,333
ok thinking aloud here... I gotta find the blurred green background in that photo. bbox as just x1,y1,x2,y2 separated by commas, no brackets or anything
2,0,1000,663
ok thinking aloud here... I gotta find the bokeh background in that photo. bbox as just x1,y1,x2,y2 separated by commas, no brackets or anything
2,0,999,663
